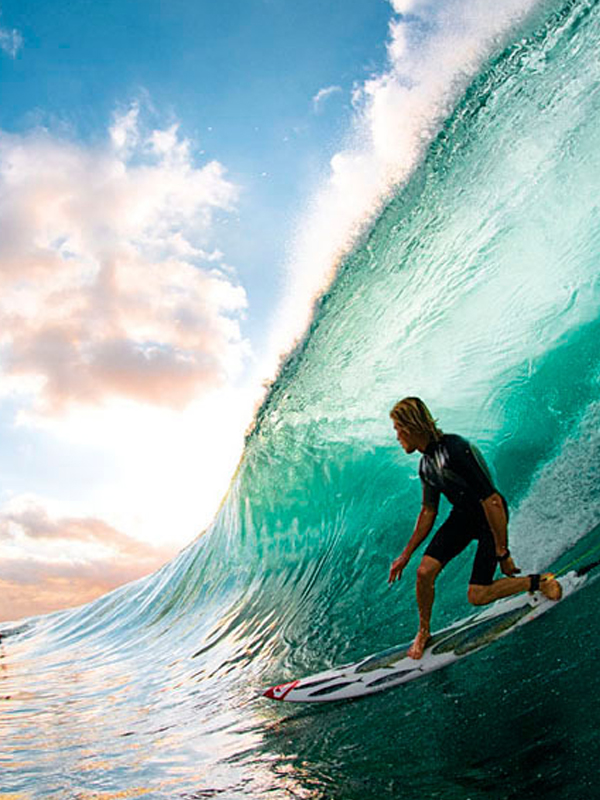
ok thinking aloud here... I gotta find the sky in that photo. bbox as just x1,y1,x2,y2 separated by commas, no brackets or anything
0,0,539,622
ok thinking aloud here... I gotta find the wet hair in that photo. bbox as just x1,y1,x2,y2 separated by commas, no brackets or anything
389,397,443,442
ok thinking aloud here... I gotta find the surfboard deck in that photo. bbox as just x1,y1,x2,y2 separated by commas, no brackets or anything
263,571,584,703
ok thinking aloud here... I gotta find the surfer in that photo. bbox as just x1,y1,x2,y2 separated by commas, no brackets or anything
388,397,562,660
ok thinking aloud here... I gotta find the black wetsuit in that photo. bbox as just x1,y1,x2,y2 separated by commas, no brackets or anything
419,434,507,586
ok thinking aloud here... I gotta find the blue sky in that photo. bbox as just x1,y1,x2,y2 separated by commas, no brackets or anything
0,0,538,620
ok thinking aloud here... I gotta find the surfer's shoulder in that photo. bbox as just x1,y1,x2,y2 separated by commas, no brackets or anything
441,432,466,447
438,433,472,456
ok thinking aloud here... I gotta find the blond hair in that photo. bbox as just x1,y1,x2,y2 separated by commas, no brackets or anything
389,397,443,442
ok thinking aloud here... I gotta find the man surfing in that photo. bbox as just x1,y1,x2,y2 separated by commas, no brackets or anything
388,397,562,660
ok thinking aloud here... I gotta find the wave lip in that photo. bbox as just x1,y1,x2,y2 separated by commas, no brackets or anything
270,0,544,364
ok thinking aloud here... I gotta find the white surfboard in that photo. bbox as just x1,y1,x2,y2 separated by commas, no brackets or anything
263,571,585,703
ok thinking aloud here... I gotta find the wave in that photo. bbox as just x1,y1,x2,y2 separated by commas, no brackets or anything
2,1,600,797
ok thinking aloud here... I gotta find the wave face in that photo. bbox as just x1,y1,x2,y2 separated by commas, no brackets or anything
3,2,600,797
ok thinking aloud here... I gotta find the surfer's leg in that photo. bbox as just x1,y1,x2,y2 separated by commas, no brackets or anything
408,555,443,659
468,532,528,604
468,575,532,605
468,574,562,604
410,513,472,659
467,531,562,604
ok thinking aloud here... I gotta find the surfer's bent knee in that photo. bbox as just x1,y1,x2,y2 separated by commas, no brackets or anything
467,584,489,606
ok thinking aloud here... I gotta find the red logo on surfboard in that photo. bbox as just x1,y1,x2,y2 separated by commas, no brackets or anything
263,680,300,701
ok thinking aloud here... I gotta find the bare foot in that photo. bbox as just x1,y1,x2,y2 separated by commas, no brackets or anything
540,573,562,601
407,629,431,660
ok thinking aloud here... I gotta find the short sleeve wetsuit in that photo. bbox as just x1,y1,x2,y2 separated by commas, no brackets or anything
419,434,508,586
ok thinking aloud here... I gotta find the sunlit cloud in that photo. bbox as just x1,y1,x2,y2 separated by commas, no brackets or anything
0,498,175,622
0,559,163,623
0,106,249,416
0,106,260,620
13,384,259,548
312,85,342,113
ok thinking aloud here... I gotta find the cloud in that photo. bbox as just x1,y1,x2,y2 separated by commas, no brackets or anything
388,0,424,13
0,107,249,415
0,502,163,556
0,18,22,58
0,498,175,622
0,559,162,622
312,86,342,113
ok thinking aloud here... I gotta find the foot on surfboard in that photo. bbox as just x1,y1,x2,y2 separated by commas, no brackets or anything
407,629,431,660
540,573,563,601
530,573,562,601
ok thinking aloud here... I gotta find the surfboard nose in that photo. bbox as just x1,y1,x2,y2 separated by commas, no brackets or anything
263,680,299,701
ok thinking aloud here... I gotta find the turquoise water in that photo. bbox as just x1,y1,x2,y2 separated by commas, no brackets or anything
2,0,600,797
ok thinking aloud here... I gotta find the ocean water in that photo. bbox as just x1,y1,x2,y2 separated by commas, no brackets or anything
3,0,600,797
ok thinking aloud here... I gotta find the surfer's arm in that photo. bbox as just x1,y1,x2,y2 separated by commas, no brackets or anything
403,505,438,560
388,505,437,584
481,492,520,576
481,492,508,554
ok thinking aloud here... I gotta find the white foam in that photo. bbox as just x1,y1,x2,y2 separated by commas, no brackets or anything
511,401,600,571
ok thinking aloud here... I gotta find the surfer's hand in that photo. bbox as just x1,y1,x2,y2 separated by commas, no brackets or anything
388,555,408,585
500,556,521,577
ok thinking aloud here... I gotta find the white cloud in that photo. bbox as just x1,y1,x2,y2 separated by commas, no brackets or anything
312,85,343,113
110,103,140,152
388,0,424,13
0,108,250,414
0,18,22,58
